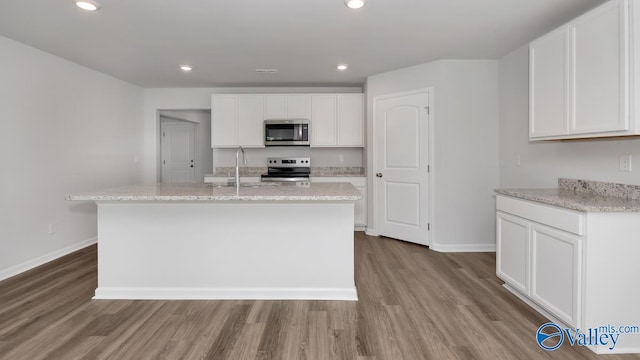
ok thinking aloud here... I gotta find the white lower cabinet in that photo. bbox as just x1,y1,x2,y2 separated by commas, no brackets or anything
311,177,366,228
496,212,529,294
530,223,582,328
497,195,640,354
496,195,583,329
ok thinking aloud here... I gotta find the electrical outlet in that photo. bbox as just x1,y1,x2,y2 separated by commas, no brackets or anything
48,222,58,235
620,155,632,172
338,154,344,163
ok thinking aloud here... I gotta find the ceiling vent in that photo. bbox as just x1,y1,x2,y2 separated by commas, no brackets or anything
255,69,278,74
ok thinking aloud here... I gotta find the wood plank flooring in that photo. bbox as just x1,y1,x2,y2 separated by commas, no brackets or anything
1,232,639,359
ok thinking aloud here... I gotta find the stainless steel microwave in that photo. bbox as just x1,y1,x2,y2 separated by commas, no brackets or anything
264,119,310,146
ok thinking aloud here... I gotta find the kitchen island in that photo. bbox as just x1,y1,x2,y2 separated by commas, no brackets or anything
67,182,361,301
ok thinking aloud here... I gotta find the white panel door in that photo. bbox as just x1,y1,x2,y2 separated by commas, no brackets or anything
337,94,364,146
311,95,337,146
238,95,265,147
496,212,529,294
374,91,430,245
570,0,628,134
530,26,569,138
211,95,238,147
161,122,195,183
530,224,582,328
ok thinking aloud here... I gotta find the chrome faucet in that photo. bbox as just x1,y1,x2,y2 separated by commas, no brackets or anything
235,146,247,192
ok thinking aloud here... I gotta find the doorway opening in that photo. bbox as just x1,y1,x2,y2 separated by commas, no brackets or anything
158,110,212,183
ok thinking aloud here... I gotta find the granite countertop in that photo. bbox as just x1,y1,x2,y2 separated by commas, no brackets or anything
66,182,362,202
496,178,640,212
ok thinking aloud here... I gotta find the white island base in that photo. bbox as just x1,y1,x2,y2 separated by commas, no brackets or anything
95,201,357,300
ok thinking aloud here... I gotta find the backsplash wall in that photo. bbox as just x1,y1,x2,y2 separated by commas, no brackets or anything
213,147,364,169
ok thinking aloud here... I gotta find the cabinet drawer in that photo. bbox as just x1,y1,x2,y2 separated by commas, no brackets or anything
496,195,584,235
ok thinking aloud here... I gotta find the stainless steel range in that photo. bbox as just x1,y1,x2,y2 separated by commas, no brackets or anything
261,157,310,182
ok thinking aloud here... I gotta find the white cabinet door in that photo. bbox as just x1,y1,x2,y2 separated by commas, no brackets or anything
265,95,310,119
237,95,265,147
530,27,569,138
570,0,629,134
211,95,238,148
530,223,582,328
264,95,287,119
311,95,337,146
496,212,530,295
337,94,364,146
287,95,311,118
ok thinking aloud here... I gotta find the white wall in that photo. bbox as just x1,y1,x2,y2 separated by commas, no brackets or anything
366,60,500,251
159,110,213,182
144,87,363,182
499,46,640,188
0,36,144,279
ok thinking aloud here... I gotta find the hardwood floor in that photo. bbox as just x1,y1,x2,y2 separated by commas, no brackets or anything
1,232,639,359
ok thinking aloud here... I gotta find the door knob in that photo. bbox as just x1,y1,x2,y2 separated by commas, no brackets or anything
376,173,383,178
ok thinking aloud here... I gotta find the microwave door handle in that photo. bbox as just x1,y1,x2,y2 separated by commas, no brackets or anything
298,126,302,140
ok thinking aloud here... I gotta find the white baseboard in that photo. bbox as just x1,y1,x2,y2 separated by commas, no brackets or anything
0,237,97,282
355,225,367,232
94,286,359,301
365,228,378,236
430,242,496,253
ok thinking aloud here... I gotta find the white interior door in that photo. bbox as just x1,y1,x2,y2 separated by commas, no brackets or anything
374,90,430,246
161,122,195,183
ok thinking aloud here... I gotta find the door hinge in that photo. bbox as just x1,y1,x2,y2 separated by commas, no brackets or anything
428,223,430,231
163,160,165,165
425,106,430,115
163,132,165,137
427,165,430,173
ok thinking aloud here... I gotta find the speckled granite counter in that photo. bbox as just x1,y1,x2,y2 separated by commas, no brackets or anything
496,178,640,212
66,182,361,202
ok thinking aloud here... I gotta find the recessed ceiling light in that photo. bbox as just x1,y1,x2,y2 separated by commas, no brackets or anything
337,64,348,71
74,0,100,11
180,65,192,71
345,0,366,9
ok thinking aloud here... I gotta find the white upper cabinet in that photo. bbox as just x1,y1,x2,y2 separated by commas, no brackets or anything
212,93,363,148
311,95,337,146
310,94,364,147
265,95,311,119
529,0,637,140
570,0,628,134
211,94,265,148
211,95,238,148
337,94,364,146
237,95,265,147
530,27,569,138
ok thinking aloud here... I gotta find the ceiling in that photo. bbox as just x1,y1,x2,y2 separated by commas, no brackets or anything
0,0,605,88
